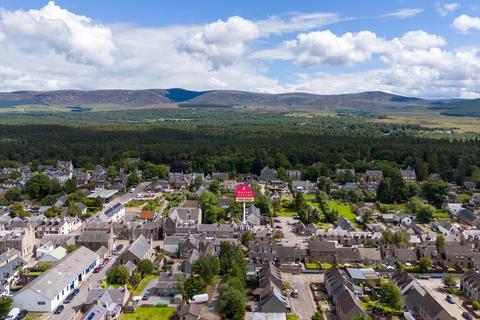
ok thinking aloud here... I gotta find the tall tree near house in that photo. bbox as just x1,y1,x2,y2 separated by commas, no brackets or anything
0,296,13,318
379,280,403,310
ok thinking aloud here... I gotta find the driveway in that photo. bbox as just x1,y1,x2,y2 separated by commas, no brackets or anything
282,273,324,320
417,278,469,319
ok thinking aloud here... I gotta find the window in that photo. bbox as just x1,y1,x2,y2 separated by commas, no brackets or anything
37,301,46,305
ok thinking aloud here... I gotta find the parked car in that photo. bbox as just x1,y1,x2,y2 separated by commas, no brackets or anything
64,294,74,304
446,294,456,304
142,292,150,300
94,266,102,273
14,309,27,320
6,308,20,320
463,312,473,320
291,288,299,298
54,305,64,314
73,288,80,296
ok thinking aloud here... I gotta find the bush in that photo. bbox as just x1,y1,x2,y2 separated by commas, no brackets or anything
473,301,480,310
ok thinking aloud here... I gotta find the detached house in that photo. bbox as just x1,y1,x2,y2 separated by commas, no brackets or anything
400,168,417,182
117,235,153,265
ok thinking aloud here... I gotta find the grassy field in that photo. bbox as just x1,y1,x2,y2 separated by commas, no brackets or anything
370,109,480,134
122,307,175,320
329,200,356,223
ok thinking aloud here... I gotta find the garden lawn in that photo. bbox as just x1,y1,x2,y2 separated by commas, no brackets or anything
434,210,451,221
329,200,356,223
279,203,296,217
457,193,471,202
121,307,175,320
133,275,157,296
287,314,299,320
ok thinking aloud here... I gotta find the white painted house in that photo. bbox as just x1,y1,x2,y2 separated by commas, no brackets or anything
13,246,99,312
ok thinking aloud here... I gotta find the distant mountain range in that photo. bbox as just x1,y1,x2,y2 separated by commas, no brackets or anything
0,88,478,115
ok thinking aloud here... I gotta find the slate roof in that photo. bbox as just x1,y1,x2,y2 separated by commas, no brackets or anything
127,234,150,260
17,246,98,300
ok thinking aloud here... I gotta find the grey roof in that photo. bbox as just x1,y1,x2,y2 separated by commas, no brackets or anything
178,304,201,318
78,230,113,243
127,234,150,260
17,246,98,300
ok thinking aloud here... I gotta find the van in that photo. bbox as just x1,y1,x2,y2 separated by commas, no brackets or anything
6,308,20,320
189,293,209,304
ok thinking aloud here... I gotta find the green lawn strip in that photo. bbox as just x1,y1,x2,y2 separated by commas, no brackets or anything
121,307,175,320
133,274,157,296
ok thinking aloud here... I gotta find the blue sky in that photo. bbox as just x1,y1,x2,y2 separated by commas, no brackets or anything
1,0,480,98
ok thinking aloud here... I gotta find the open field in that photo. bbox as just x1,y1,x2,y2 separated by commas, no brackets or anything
370,109,480,133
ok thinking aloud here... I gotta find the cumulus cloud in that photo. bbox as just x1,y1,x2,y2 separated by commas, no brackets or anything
436,2,460,16
252,30,387,67
177,16,259,69
0,1,115,66
398,30,446,50
453,14,480,33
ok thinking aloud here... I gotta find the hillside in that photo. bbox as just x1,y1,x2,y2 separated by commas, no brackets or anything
0,88,431,112
429,99,480,117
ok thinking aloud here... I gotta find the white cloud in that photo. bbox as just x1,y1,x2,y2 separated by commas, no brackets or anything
436,2,460,16
177,16,259,69
253,30,387,67
398,30,446,50
453,14,480,33
0,1,115,66
382,8,424,19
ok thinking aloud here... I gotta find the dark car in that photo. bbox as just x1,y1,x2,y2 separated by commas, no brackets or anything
15,310,27,319
463,312,473,320
64,294,74,304
116,244,124,251
73,288,80,296
142,292,150,300
54,305,64,314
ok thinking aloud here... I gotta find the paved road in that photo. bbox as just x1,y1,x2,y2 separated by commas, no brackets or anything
282,273,324,320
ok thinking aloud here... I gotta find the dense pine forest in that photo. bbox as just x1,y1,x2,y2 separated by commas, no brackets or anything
0,109,479,183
